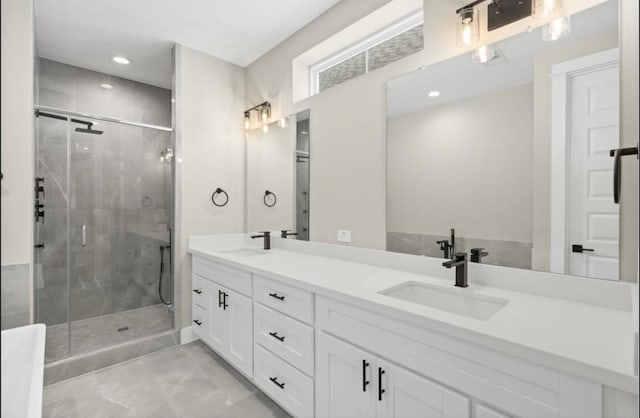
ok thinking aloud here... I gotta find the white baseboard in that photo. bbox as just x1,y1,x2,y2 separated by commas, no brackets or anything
180,326,198,344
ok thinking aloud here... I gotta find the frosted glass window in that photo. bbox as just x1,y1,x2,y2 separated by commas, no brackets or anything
368,25,424,71
318,52,366,92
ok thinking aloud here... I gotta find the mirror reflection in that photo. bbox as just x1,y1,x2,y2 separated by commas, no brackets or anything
246,110,310,240
386,1,626,280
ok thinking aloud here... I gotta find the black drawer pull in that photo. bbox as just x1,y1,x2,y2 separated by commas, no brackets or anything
362,360,370,392
269,331,285,342
269,376,285,389
378,367,385,401
193,289,202,294
269,292,285,301
193,319,202,326
218,289,224,308
222,292,229,310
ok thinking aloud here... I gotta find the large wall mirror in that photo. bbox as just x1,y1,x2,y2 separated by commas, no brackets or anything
386,0,632,280
246,110,310,240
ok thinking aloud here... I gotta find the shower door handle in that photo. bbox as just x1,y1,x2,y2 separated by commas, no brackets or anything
81,225,87,247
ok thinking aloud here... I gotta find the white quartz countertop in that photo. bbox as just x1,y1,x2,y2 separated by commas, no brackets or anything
188,234,638,393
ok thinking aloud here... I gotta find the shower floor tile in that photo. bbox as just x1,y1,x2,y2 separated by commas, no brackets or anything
46,304,173,362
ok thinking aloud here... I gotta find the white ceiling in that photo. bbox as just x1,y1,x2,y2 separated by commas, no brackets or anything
387,0,618,117
34,0,342,89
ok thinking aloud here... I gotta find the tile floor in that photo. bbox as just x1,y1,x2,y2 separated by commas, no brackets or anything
43,341,290,418
46,304,173,362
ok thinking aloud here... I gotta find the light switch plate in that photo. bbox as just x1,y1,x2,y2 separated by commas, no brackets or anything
337,229,351,243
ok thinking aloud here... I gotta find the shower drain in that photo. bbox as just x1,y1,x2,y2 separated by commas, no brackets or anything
117,326,129,332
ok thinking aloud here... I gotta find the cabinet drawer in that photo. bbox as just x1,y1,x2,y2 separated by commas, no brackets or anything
254,344,314,418
254,303,314,376
254,275,313,324
476,405,512,418
192,304,207,341
192,275,207,309
193,256,252,297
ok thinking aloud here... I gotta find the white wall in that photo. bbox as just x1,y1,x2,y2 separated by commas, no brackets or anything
174,45,246,327
387,84,533,242
1,0,34,266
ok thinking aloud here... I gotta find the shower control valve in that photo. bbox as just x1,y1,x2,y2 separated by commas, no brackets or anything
34,200,45,223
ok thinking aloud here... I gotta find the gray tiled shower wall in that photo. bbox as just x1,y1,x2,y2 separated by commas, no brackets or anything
387,232,532,270
36,59,172,326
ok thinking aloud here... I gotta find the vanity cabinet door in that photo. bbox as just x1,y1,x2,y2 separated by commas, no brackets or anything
376,359,470,418
316,332,376,418
225,287,253,377
206,281,227,353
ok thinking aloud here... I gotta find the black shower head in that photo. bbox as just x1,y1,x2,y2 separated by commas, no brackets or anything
74,127,103,135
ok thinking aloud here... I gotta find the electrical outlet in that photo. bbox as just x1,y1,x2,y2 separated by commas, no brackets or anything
337,229,351,243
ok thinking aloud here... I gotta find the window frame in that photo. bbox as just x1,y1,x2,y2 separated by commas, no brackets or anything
309,10,424,95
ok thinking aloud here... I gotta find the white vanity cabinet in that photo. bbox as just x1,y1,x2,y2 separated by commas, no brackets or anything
316,332,470,418
192,257,253,378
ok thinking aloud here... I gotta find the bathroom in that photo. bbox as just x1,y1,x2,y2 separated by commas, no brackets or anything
0,0,638,417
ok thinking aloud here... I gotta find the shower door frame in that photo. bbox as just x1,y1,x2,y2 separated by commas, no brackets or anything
34,105,175,361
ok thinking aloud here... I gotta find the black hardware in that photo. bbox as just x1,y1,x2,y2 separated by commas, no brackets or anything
35,110,103,134
222,292,228,310
269,331,285,342
281,230,298,239
443,252,468,288
268,292,285,301
362,360,370,392
211,188,229,207
436,240,450,259
218,289,224,308
35,177,45,199
470,248,489,263
251,231,271,250
377,367,385,401
35,243,45,249
193,319,202,326
572,244,595,253
35,199,45,223
264,190,277,207
487,0,532,31
269,376,285,389
193,289,202,294
610,145,639,204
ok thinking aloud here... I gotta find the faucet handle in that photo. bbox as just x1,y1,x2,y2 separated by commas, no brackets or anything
436,239,449,249
452,252,467,261
470,248,487,254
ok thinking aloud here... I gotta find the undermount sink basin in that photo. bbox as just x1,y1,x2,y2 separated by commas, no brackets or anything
221,248,270,257
379,281,507,320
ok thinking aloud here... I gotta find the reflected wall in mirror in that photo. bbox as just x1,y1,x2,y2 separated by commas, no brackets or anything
386,1,631,280
246,110,310,241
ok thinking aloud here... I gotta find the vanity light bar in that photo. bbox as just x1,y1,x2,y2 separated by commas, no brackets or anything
243,101,271,131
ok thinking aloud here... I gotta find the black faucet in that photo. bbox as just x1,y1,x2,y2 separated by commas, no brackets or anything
442,252,468,288
281,230,298,239
436,228,456,259
251,231,271,250
470,248,488,263
436,240,450,259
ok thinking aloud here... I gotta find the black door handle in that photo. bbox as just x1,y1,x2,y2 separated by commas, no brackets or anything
269,377,285,389
268,292,285,301
269,331,285,342
193,319,202,326
572,244,594,253
377,367,385,401
362,360,370,392
610,145,639,204
193,289,202,294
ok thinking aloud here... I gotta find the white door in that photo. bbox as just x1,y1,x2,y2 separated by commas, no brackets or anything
568,59,620,280
225,287,253,377
316,332,376,418
377,359,470,418
207,281,227,353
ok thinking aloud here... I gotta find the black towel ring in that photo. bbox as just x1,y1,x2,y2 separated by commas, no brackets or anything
264,190,277,207
211,188,229,207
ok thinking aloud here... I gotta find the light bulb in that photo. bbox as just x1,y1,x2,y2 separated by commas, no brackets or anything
261,108,269,123
472,45,495,64
263,124,269,134
457,8,478,48
543,15,571,41
244,113,251,130
462,24,473,47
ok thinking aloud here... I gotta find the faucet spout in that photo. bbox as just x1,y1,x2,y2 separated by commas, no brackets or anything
250,231,271,250
442,252,468,288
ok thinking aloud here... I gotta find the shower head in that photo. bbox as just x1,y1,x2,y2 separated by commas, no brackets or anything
74,126,103,135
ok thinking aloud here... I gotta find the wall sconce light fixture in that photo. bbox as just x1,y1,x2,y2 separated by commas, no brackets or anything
457,7,479,48
243,101,271,131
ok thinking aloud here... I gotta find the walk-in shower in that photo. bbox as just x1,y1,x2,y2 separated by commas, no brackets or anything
34,58,175,366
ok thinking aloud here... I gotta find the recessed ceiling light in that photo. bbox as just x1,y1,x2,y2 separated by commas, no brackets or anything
100,83,114,90
428,90,441,98
112,56,131,65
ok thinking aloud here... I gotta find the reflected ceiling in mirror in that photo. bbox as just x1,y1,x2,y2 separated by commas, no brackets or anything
385,0,628,281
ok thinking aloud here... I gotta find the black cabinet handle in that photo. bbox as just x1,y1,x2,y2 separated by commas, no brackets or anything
218,289,224,308
269,331,285,342
572,244,594,253
269,292,285,301
193,319,202,326
223,292,229,310
193,289,202,294
377,367,385,401
269,377,285,389
362,360,370,392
